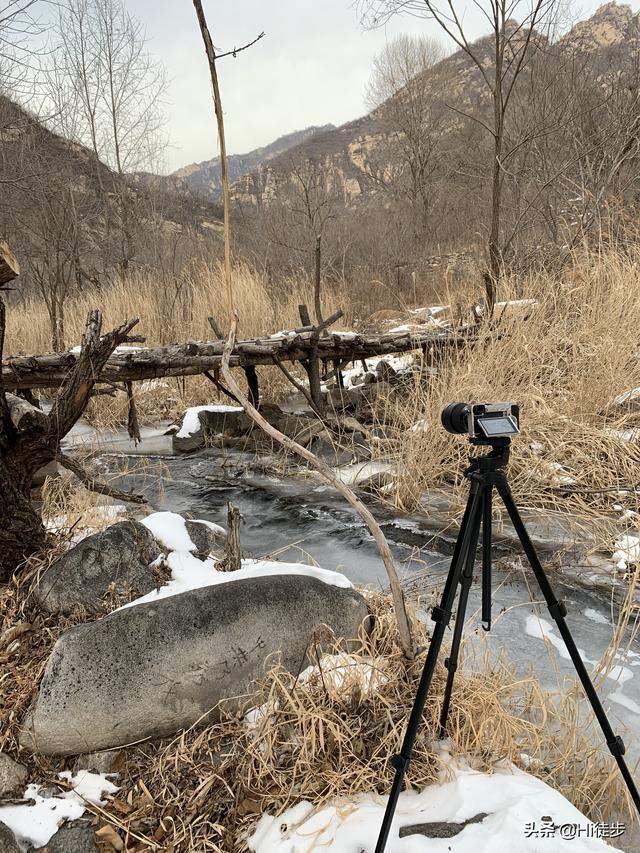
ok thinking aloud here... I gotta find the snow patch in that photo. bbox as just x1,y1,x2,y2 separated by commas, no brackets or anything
248,756,610,852
0,771,118,850
69,343,142,356
612,534,640,572
141,510,197,552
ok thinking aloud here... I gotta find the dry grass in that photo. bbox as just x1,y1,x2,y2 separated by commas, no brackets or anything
375,250,640,540
5,260,350,427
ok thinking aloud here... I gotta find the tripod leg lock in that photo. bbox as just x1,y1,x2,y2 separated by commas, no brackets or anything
391,753,411,774
431,605,449,624
607,736,626,758
444,656,457,674
548,599,567,620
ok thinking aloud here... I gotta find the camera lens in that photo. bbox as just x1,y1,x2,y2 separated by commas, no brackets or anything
441,402,469,435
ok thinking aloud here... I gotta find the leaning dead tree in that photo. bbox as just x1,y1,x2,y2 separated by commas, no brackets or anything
0,244,143,580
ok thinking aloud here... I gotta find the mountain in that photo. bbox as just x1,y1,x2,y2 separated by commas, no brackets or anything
229,2,640,210
171,125,335,202
0,94,223,295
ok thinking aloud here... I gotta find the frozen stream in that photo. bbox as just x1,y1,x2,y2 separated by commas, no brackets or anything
75,425,640,841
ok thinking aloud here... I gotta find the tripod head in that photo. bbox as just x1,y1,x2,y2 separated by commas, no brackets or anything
467,436,511,474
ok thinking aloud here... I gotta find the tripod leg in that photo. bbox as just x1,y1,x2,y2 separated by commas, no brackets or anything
496,477,640,815
375,483,484,853
482,485,492,631
438,487,484,738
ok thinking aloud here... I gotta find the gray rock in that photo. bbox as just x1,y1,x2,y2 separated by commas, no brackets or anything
184,520,225,557
0,753,27,797
34,521,163,615
31,822,99,852
74,749,121,774
0,823,20,853
21,574,369,756
173,407,253,452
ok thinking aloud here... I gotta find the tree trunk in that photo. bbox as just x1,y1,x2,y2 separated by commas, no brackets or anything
0,454,47,581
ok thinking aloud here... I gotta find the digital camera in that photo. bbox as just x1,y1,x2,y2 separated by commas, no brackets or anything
441,402,520,440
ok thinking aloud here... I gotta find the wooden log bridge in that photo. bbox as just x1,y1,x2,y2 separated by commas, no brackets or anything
2,322,471,394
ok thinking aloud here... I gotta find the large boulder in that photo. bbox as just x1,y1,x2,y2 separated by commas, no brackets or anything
184,519,226,557
20,574,369,756
33,521,163,615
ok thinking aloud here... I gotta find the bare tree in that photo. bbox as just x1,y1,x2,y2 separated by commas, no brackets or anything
0,0,40,94
47,0,167,275
366,34,451,240
360,0,562,309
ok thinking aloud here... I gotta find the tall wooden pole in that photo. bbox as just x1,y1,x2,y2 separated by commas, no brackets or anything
192,1,233,316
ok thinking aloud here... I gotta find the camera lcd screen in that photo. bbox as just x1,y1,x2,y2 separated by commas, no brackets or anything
477,415,519,437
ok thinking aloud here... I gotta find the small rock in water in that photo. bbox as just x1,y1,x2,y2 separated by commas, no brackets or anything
184,519,226,557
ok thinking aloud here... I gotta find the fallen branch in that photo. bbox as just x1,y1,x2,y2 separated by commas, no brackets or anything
56,453,147,505
221,313,415,659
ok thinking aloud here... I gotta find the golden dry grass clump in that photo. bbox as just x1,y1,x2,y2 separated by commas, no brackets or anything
380,250,640,528
4,260,350,428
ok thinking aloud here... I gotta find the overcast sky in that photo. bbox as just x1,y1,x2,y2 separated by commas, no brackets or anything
125,0,631,173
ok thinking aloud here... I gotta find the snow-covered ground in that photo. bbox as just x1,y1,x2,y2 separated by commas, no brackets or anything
0,770,118,850
249,749,613,852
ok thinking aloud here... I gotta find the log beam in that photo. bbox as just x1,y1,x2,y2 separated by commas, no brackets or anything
2,327,473,391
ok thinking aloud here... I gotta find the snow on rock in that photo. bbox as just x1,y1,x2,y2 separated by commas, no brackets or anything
120,556,353,611
141,510,198,552
334,460,397,487
612,534,640,572
124,511,352,611
176,404,243,438
248,757,611,852
0,771,118,850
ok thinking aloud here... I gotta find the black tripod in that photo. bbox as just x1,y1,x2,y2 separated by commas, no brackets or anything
375,437,640,853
